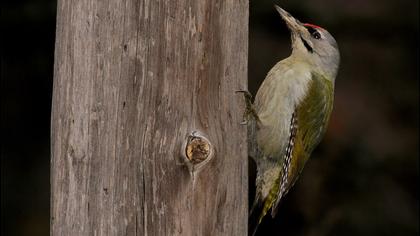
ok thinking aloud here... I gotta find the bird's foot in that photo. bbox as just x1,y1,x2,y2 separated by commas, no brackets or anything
235,90,259,125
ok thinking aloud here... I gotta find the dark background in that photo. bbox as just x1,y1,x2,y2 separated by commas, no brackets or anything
1,0,418,235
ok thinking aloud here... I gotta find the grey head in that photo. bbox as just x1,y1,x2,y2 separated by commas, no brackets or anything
275,5,340,80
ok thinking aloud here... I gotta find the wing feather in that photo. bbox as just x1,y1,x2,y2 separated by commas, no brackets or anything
271,72,334,216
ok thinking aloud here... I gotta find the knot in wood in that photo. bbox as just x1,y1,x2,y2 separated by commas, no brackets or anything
186,136,210,164
181,131,213,174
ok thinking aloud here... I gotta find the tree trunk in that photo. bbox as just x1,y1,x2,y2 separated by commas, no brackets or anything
51,0,248,235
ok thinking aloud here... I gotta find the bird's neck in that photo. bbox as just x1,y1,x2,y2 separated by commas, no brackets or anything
289,51,338,82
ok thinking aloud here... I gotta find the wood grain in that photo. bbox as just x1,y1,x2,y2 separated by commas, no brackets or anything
51,0,248,235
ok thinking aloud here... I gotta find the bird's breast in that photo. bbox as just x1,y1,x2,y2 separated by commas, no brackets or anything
254,61,312,159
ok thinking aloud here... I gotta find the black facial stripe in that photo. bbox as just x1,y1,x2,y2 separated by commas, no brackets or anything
300,36,313,53
306,26,317,35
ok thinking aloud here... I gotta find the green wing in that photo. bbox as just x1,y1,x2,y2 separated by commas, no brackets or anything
292,72,334,179
272,72,334,215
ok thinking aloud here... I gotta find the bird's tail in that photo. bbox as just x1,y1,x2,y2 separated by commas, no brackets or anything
249,178,282,236
248,196,264,236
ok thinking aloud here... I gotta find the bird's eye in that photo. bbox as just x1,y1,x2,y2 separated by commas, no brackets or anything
306,26,321,40
312,31,321,39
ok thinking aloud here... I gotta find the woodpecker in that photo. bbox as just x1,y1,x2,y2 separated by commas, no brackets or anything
240,6,340,235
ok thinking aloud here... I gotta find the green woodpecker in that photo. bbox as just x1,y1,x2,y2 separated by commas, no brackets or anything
242,6,340,235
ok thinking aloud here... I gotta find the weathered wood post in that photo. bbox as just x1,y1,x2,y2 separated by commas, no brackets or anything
51,0,248,235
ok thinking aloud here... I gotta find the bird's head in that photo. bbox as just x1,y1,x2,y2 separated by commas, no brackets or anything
275,5,340,79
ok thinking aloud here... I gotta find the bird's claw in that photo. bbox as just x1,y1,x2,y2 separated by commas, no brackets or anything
235,90,253,100
236,89,259,125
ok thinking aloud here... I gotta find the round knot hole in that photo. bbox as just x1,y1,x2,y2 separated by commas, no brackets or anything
186,136,210,164
181,131,214,174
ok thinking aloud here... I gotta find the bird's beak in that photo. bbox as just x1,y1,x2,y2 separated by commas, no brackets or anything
274,5,304,33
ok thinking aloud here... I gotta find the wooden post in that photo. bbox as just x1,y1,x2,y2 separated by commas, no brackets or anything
51,0,248,235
